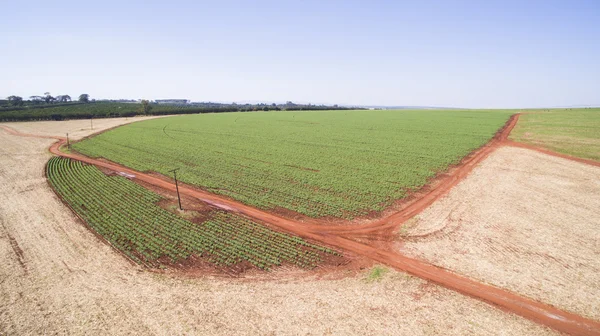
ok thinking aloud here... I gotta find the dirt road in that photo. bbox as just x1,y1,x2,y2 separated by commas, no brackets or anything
505,140,600,167
2,115,600,335
1,114,520,235
0,125,557,336
399,145,600,321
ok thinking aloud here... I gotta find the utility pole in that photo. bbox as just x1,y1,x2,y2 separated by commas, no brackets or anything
169,168,182,210
66,133,70,149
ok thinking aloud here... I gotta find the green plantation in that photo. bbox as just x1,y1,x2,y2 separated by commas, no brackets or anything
73,109,513,219
0,101,354,121
510,108,600,161
0,102,216,121
46,157,338,270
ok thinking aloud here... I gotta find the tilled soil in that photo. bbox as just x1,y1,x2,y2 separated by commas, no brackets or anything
2,116,165,140
0,121,558,335
3,116,600,334
399,146,600,321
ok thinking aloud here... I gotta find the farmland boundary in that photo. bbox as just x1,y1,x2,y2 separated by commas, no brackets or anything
2,114,600,335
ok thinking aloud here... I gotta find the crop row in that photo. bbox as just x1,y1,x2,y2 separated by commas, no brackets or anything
72,110,513,218
46,157,339,270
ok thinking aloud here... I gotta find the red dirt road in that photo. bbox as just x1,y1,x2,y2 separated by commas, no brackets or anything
0,115,531,237
2,117,600,335
330,113,521,236
505,140,600,168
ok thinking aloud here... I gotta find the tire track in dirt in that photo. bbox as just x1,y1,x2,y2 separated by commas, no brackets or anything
1,221,28,274
322,234,600,336
3,117,600,335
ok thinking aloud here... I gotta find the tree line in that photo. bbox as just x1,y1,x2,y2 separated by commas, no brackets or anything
5,93,90,108
1,95,361,122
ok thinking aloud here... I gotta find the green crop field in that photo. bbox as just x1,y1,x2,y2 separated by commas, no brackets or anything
0,101,352,122
0,102,209,121
73,109,513,219
46,157,338,270
510,108,600,161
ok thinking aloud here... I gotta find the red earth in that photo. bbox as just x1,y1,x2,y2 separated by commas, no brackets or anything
2,114,600,335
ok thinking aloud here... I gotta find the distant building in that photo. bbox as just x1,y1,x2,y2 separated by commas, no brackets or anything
155,99,189,105
97,99,138,103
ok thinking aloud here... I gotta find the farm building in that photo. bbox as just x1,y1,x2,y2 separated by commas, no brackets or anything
155,99,189,105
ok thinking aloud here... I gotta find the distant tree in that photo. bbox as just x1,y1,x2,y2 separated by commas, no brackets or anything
78,94,90,103
43,92,56,104
56,95,72,103
138,100,152,114
7,95,24,106
29,95,44,103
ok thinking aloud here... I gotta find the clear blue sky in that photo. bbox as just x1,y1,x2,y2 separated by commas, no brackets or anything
2,0,599,108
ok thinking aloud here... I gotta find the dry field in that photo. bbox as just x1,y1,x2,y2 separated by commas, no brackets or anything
509,109,600,161
399,146,600,321
0,119,556,335
3,115,166,140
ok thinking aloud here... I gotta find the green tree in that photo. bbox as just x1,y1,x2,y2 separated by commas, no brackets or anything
79,94,90,103
29,95,44,104
7,95,24,106
138,100,152,114
44,92,56,104
56,95,72,103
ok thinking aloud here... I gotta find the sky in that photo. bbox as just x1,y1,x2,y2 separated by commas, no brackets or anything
1,0,599,108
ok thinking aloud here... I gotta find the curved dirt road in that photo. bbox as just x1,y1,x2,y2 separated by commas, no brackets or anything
505,140,600,168
2,117,600,335
0,115,519,237
5,114,521,237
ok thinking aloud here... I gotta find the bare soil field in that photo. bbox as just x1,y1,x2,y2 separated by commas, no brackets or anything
1,115,165,140
0,121,558,335
398,146,600,321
